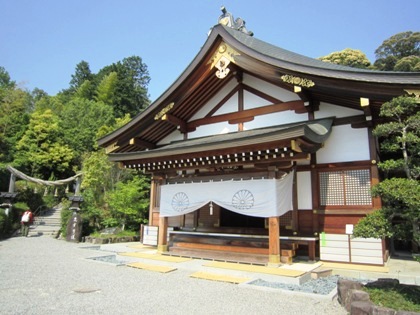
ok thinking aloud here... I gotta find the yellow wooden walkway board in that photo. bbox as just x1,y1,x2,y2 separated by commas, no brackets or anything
204,261,305,277
190,271,250,284
119,252,191,262
127,262,177,273
127,244,156,250
321,262,389,273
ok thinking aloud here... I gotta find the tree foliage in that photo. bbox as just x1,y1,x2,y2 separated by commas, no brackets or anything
373,96,420,180
353,210,393,239
14,109,74,177
59,98,114,160
374,31,420,71
1,56,151,235
355,96,420,252
105,176,150,231
319,48,371,69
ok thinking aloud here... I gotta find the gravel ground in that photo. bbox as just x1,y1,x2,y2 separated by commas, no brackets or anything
0,236,347,315
249,275,341,295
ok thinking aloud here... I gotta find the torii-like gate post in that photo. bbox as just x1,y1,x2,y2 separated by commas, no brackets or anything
0,173,18,216
66,177,83,243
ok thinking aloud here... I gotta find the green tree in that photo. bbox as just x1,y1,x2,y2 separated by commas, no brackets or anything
353,210,393,239
0,66,16,89
394,56,420,72
59,98,114,160
70,61,94,91
14,109,74,178
319,48,371,69
374,31,420,71
373,96,419,179
95,71,118,105
0,88,31,163
354,96,420,253
105,176,149,230
79,150,113,230
96,56,150,118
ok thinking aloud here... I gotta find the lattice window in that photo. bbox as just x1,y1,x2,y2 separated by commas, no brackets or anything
280,211,292,226
319,169,372,206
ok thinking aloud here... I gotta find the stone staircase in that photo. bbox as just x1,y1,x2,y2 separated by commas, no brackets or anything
29,205,62,237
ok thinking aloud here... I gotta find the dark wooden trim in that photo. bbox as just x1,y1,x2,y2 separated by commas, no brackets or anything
162,114,187,133
315,160,373,170
188,100,304,130
206,85,240,117
317,209,375,215
238,84,244,131
333,115,366,127
292,168,298,232
311,153,319,234
242,83,283,104
128,137,156,149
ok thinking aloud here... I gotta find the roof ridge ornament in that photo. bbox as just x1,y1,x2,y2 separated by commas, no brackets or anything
218,6,253,36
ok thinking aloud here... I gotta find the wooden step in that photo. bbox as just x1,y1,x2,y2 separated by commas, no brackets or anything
172,241,269,255
166,247,268,265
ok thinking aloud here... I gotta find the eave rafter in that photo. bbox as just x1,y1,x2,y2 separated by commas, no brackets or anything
119,138,316,174
128,137,156,150
161,113,188,133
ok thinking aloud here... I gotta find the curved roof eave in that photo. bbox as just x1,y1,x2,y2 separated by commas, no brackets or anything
98,26,224,147
98,24,420,147
218,25,420,84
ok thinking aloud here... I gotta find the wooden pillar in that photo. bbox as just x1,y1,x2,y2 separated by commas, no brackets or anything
149,178,157,225
368,128,382,209
291,169,298,232
268,216,280,266
157,216,168,253
310,154,319,234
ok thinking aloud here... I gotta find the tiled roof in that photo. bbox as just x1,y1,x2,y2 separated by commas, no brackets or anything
221,25,420,83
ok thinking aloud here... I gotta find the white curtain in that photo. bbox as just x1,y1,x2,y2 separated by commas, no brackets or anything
160,171,294,218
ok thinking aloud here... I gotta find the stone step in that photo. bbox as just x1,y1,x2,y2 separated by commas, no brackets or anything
29,206,63,237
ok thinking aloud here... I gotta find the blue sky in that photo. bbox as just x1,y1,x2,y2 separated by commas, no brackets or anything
1,0,419,102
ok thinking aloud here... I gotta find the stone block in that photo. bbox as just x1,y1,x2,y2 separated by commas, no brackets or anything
311,268,332,279
347,289,371,312
372,306,396,315
337,278,363,310
351,300,374,315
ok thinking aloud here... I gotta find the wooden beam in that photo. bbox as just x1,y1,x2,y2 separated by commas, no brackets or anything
129,138,156,149
162,114,187,133
188,100,304,130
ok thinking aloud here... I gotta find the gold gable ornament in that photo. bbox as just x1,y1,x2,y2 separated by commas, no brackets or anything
154,102,175,120
281,75,315,88
215,56,231,79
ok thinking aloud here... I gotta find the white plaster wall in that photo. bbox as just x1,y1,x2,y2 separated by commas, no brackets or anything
297,171,312,210
242,81,308,129
315,102,363,119
243,74,298,103
317,125,370,163
245,111,308,130
190,79,238,120
189,122,237,139
158,129,184,145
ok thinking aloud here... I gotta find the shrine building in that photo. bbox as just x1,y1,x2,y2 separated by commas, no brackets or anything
98,8,420,266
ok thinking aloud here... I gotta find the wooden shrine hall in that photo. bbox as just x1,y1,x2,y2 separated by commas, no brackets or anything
98,8,420,265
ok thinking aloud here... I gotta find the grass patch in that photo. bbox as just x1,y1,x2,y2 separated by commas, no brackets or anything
364,283,420,312
90,230,138,239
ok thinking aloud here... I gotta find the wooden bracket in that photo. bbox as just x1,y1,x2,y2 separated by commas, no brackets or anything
162,114,188,133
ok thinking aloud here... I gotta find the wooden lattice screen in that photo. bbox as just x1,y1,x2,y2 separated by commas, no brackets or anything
319,169,372,206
